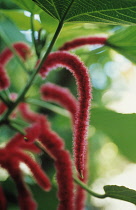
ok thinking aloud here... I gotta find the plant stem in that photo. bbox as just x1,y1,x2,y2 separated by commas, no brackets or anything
0,30,29,74
26,98,70,117
9,118,29,127
73,177,106,199
9,122,26,135
0,93,11,107
0,20,64,124
30,13,39,58
34,141,106,199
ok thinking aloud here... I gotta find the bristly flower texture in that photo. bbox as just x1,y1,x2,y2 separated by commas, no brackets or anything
0,35,106,209
19,103,74,210
0,122,51,210
0,42,30,90
41,82,88,209
41,82,78,122
59,36,107,51
39,51,92,176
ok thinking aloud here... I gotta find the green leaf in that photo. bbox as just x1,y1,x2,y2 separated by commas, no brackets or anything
33,0,136,25
104,185,136,205
1,10,41,30
91,108,136,162
0,15,27,44
12,0,41,14
107,26,136,64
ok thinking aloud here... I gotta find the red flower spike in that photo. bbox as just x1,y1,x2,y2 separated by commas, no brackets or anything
39,51,92,176
39,132,74,210
0,186,7,210
19,103,40,122
6,125,40,153
40,127,64,158
19,103,74,209
55,150,74,210
0,42,31,66
41,83,78,122
7,163,37,210
74,154,88,210
41,83,88,209
15,150,51,191
0,101,7,115
0,64,10,90
0,150,37,210
19,103,65,151
59,36,107,51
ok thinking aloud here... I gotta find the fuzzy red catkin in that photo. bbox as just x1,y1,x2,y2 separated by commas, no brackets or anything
19,103,40,122
74,153,88,210
0,64,10,90
19,103,74,209
0,101,7,115
0,42,31,66
59,36,107,51
39,51,92,176
55,150,74,210
19,103,65,151
0,186,7,210
41,83,88,209
6,125,41,153
39,131,74,210
41,83,78,122
7,162,37,210
15,149,51,191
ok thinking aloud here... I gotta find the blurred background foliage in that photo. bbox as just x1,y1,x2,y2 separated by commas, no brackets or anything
0,0,136,209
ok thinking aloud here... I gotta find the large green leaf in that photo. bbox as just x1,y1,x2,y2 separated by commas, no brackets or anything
12,0,41,14
33,0,136,25
91,108,136,162
0,15,27,44
1,10,41,30
40,11,114,48
107,26,136,64
104,185,136,205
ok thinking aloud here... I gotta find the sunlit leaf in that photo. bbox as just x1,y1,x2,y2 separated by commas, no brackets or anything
104,185,136,205
91,108,136,162
0,15,27,44
1,10,41,30
107,26,136,64
12,0,41,14
34,0,136,25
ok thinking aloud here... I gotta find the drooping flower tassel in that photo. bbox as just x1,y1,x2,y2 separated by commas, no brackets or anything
59,36,107,51
0,42,30,90
0,64,9,90
39,51,92,177
41,82,78,122
19,103,74,210
39,119,74,210
41,83,88,209
7,163,37,210
0,42,31,66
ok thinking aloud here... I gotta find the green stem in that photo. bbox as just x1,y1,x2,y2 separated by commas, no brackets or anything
0,93,12,107
9,118,29,127
34,140,106,199
0,20,64,124
30,13,39,58
74,177,106,199
0,30,29,74
26,98,70,117
9,123,26,135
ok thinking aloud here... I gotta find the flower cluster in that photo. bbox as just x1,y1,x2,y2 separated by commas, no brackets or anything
0,36,107,209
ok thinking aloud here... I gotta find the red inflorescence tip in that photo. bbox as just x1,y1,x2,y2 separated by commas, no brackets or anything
39,51,92,175
59,36,107,51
